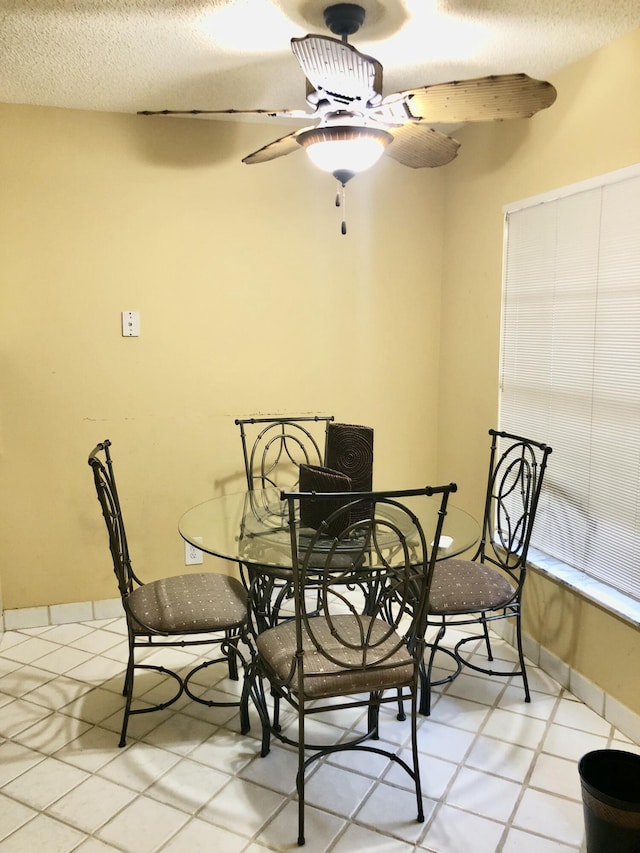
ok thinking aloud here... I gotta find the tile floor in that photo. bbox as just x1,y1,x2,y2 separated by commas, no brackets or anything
0,616,637,852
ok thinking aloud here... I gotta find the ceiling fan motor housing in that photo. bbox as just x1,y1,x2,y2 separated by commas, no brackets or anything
323,4,366,37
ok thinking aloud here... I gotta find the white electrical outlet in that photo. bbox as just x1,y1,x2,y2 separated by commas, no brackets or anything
184,537,203,565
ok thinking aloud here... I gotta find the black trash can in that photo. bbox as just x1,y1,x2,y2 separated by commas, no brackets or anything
578,749,640,852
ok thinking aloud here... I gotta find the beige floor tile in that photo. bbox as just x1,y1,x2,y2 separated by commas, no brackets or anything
47,774,137,832
17,673,93,711
53,725,126,772
12,711,93,754
239,743,301,794
513,788,585,847
0,812,86,853
145,756,231,812
553,696,613,736
96,795,188,853
198,777,286,838
159,816,247,852
303,760,376,817
419,803,506,853
332,822,415,851
97,742,181,792
2,756,88,810
465,734,535,782
502,826,580,852
140,710,218,755
481,707,547,749
416,719,476,762
354,780,432,844
257,797,346,851
0,637,61,664
542,722,609,762
445,765,522,822
0,792,37,840
0,740,46,786
383,747,457,800
529,752,583,801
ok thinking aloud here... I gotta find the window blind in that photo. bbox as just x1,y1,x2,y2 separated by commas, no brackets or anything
500,169,640,603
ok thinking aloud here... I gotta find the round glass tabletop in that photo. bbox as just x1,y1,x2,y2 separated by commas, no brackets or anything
179,488,479,571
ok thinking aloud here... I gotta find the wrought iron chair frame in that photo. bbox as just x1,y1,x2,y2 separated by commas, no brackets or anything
235,415,334,628
246,484,456,846
421,428,552,715
88,440,251,746
235,415,335,494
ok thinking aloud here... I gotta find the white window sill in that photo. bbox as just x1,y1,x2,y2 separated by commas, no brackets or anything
527,546,640,629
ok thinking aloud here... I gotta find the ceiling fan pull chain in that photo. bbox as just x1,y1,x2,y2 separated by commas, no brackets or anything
335,180,347,235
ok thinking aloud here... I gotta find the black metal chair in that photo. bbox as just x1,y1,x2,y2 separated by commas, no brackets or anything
235,415,335,627
88,439,251,746
248,484,457,846
420,428,552,715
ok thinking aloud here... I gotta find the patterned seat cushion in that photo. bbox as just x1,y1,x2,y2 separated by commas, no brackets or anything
256,614,414,699
126,572,248,634
429,559,517,615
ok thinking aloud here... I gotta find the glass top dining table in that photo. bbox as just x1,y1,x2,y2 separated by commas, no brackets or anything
179,487,480,572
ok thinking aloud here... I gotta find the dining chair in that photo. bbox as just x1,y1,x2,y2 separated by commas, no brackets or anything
235,415,334,627
420,428,552,715
88,439,251,746
248,483,457,846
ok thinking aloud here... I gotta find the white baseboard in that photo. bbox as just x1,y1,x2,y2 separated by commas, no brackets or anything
0,598,122,631
491,618,640,745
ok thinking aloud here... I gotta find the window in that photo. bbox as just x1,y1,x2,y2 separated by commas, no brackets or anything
499,165,640,605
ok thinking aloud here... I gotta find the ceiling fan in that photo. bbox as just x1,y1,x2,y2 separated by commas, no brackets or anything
139,3,557,233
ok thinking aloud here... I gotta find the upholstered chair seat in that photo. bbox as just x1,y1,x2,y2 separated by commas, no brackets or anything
256,614,414,700
127,573,248,634
429,559,517,615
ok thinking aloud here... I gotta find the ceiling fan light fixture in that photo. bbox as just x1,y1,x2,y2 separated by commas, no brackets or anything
297,125,392,184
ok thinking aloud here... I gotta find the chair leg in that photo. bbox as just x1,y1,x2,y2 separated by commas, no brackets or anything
239,667,251,735
226,630,239,681
249,668,272,757
514,611,531,702
367,692,381,738
272,691,282,732
396,688,406,722
411,687,425,822
297,709,305,846
119,638,136,748
481,614,493,661
419,621,446,716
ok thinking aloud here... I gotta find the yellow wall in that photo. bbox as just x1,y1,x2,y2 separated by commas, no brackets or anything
0,103,445,610
1,27,639,714
438,27,640,712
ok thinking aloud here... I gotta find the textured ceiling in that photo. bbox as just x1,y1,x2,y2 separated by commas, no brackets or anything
1,0,639,118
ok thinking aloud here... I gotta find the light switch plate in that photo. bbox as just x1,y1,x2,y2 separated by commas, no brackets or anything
122,311,140,336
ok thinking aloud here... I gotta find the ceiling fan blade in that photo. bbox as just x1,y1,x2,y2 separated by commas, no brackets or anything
291,35,383,106
242,125,317,165
391,73,557,124
137,107,311,120
384,123,461,169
